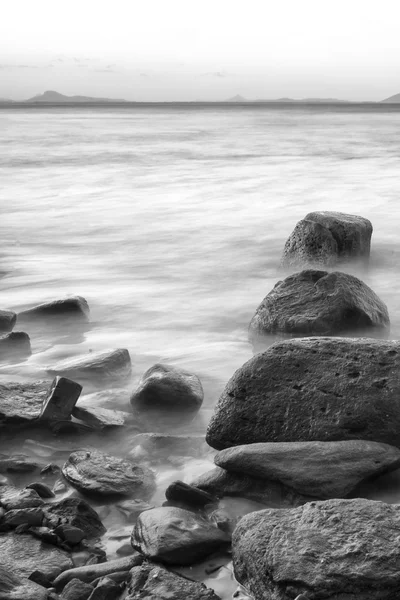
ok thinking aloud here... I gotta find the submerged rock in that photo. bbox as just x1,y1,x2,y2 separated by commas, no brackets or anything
47,349,131,384
0,331,31,359
132,506,230,565
0,566,48,600
206,337,400,450
0,309,16,333
249,270,390,343
130,364,203,427
282,210,372,268
62,449,156,499
129,433,208,461
40,376,83,423
72,406,126,429
127,563,222,599
17,296,90,323
44,498,106,539
233,498,400,600
0,381,48,425
215,440,400,499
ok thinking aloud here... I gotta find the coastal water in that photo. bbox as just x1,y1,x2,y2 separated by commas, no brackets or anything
1,103,400,596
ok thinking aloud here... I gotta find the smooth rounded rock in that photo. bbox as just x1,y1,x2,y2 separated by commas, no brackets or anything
62,449,156,499
18,296,90,323
249,270,390,343
0,309,16,333
0,331,31,360
206,337,400,450
47,349,131,384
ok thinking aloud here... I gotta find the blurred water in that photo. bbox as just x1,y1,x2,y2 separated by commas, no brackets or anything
1,105,400,590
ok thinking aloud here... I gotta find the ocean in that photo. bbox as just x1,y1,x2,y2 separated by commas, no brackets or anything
1,103,400,596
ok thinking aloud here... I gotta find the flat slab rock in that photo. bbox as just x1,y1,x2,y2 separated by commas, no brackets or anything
0,381,49,425
72,406,126,429
206,337,400,450
62,449,156,498
17,296,90,322
215,440,400,499
132,506,230,565
233,498,400,600
249,270,390,341
127,563,222,599
47,349,131,383
0,532,73,581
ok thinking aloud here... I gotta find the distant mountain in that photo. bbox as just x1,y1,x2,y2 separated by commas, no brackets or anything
226,94,247,102
26,90,126,103
226,95,348,104
381,93,400,103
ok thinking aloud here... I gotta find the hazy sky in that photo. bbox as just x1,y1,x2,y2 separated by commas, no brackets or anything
1,0,399,101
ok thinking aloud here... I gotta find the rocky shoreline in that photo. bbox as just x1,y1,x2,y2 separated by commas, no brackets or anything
1,210,399,599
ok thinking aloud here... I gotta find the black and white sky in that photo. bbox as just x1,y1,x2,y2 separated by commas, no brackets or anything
1,0,399,101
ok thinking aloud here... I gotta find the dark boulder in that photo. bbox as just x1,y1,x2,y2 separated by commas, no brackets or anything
126,562,222,599
132,506,230,565
60,578,94,600
40,376,82,423
249,270,390,343
206,337,400,450
282,211,372,268
0,331,31,359
86,577,120,600
0,309,16,333
233,498,400,600
215,440,400,499
165,480,217,508
43,498,106,539
130,364,203,425
62,449,156,499
17,296,90,323
47,349,131,384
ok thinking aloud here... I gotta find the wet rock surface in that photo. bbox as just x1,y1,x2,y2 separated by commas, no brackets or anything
17,296,90,323
282,210,372,268
40,377,83,423
207,337,400,450
249,270,390,342
43,498,106,539
233,498,400,600
215,440,400,499
62,449,156,498
0,309,16,333
47,349,132,384
0,381,49,425
132,506,230,565
0,565,49,600
126,562,222,599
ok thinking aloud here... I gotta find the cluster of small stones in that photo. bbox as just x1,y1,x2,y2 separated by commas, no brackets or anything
1,211,399,600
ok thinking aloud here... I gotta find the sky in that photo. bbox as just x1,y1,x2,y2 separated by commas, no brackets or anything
1,0,399,102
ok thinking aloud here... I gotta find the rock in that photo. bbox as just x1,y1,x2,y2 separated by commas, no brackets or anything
126,563,222,599
128,433,208,461
0,566,48,600
233,498,400,600
44,498,106,539
115,499,154,523
40,377,83,423
282,211,372,268
249,270,390,343
130,364,203,421
17,296,90,323
62,449,156,499
0,332,31,359
72,406,126,429
132,506,230,565
47,349,131,384
0,455,41,473
55,525,85,545
206,337,400,450
28,526,61,545
26,482,55,498
0,532,73,580
0,381,49,425
190,467,306,506
53,555,143,589
4,507,44,527
0,486,44,510
0,309,16,333
87,577,120,600
28,570,53,588
60,578,94,600
215,440,400,499
165,480,217,508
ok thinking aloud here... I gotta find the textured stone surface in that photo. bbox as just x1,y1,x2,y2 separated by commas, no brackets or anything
0,332,31,359
54,555,143,589
40,376,82,422
206,337,400,450
132,506,230,565
0,532,73,580
0,309,16,333
62,449,156,498
4,507,44,527
60,578,93,600
0,486,44,510
249,270,390,342
215,440,400,499
86,577,120,600
0,566,48,600
127,563,222,599
47,349,131,383
72,406,126,429
43,498,106,539
282,211,372,268
0,381,49,425
233,499,400,600
18,296,90,323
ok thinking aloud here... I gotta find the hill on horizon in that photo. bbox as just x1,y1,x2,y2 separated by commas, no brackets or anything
26,90,127,103
381,93,400,103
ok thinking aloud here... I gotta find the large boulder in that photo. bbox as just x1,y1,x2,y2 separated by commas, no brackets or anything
215,440,400,499
206,337,400,450
17,296,90,323
249,270,390,344
132,506,230,565
126,563,221,599
0,309,16,333
282,211,372,268
233,499,400,600
47,349,131,384
62,449,156,499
